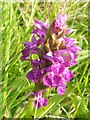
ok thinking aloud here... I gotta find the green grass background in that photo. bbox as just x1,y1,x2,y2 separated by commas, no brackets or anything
0,0,90,119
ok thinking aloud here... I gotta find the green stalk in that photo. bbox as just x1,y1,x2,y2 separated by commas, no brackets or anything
0,2,2,119
24,0,39,38
3,0,12,109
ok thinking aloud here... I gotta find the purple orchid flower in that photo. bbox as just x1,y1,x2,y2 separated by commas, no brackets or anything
21,13,81,108
43,63,74,94
21,49,30,61
23,35,37,51
34,92,48,108
32,19,49,39
26,69,44,83
52,14,67,34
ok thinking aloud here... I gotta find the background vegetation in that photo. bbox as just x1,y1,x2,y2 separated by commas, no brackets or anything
0,0,90,119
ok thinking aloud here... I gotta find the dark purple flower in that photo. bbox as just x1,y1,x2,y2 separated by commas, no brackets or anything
37,38,44,45
32,19,49,39
34,98,48,108
31,59,41,68
43,51,64,64
23,35,37,51
34,91,42,98
21,49,30,61
52,14,67,34
32,28,46,38
34,92,48,108
26,69,44,83
31,59,46,69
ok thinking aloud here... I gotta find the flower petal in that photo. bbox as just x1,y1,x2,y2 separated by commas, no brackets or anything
57,84,66,95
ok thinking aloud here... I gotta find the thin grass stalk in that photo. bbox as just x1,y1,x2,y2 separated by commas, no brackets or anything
0,2,2,119
3,0,12,111
24,0,39,38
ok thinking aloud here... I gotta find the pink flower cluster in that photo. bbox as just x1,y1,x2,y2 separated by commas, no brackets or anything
21,14,81,108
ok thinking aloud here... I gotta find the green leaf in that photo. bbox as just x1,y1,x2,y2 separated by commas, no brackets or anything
69,93,89,118
25,101,34,118
17,101,34,118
